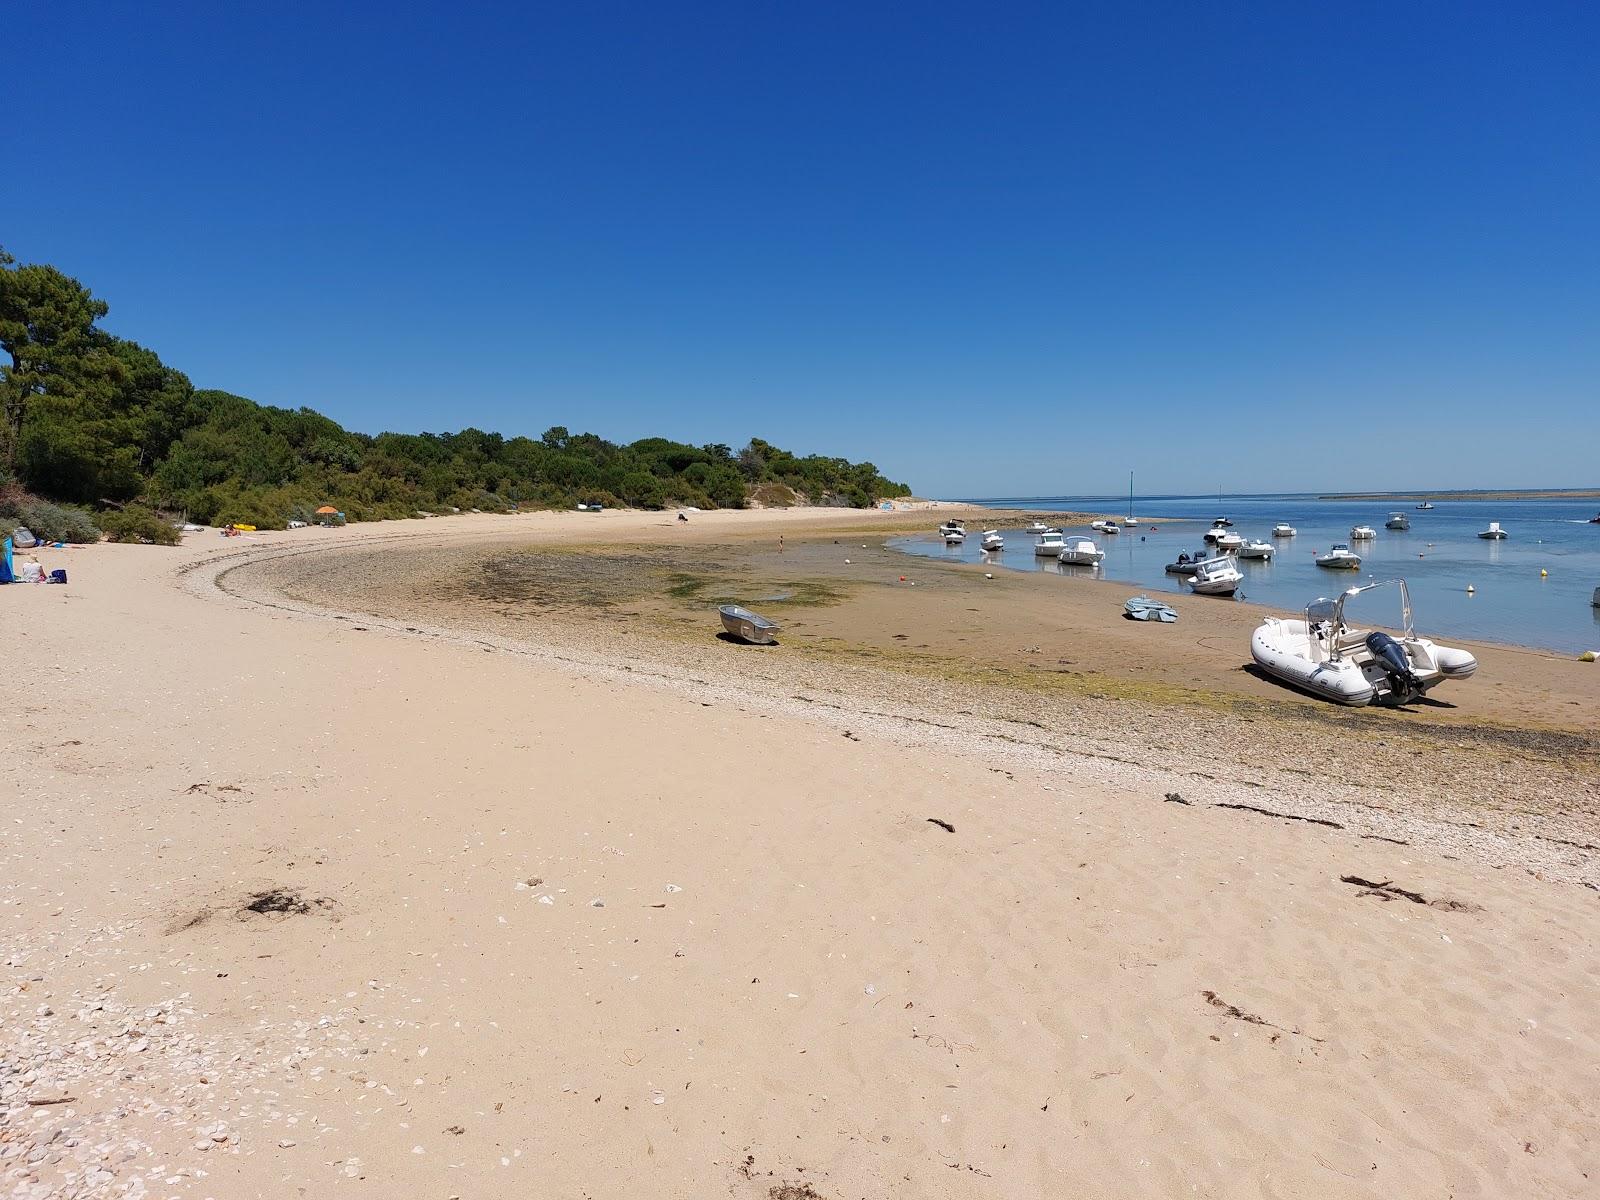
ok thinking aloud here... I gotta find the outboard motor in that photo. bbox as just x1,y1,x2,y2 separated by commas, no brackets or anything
1365,631,1421,701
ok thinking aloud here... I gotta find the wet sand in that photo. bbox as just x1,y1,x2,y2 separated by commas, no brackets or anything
3,507,1598,1199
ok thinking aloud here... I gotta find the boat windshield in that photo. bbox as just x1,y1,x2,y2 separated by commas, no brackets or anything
1333,579,1415,642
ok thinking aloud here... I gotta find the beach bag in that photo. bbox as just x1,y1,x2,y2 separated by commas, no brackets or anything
49,569,67,584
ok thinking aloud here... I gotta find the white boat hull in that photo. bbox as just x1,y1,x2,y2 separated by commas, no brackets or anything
1252,618,1476,706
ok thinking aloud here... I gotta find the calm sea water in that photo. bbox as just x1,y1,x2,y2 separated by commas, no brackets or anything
890,493,1600,654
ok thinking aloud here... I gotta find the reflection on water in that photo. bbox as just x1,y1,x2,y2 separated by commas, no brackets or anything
896,494,1600,653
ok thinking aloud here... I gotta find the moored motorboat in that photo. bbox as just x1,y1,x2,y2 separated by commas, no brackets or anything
980,530,1004,551
1416,501,1435,510
1478,522,1507,539
1271,523,1297,537
1203,528,1243,550
1033,531,1066,556
1212,516,1233,527
1385,512,1410,530
1235,538,1274,560
1090,519,1120,535
1350,525,1377,540
943,528,966,545
719,604,780,644
1124,595,1177,622
1316,544,1362,570
937,519,966,536
1027,520,1049,533
1183,555,1243,596
1058,535,1104,566
1164,550,1209,574
1250,580,1477,705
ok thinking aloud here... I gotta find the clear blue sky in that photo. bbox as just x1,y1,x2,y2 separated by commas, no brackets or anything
4,2,1596,496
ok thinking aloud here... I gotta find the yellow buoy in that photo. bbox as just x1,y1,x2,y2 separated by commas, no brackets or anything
1540,569,1548,577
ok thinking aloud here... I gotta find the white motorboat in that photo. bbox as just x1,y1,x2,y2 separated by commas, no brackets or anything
1090,519,1120,535
1057,535,1104,566
980,530,1004,551
1203,528,1243,550
1271,523,1297,537
1350,525,1377,540
1235,538,1274,560
1416,501,1435,510
1385,512,1410,530
719,605,780,645
1478,522,1507,539
1250,580,1477,706
1212,516,1233,527
937,519,966,537
1316,544,1362,570
1033,531,1066,556
1183,555,1242,596
943,528,966,545
1027,520,1049,534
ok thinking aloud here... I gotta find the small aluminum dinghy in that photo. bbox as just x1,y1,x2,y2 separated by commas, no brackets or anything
1124,595,1178,622
1251,580,1476,706
719,605,780,644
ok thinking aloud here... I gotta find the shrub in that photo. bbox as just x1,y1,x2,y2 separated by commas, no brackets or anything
0,493,102,543
748,482,797,508
99,504,182,545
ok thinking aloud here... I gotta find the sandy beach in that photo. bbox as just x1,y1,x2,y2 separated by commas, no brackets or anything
4,507,1598,1199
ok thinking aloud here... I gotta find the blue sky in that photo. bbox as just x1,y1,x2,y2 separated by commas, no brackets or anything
4,2,1596,496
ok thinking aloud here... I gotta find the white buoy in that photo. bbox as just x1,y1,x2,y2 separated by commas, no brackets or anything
1466,584,1476,593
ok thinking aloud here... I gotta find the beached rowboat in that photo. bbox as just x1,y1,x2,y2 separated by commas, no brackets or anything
719,605,780,644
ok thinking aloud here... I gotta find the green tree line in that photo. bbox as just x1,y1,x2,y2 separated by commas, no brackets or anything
0,246,910,529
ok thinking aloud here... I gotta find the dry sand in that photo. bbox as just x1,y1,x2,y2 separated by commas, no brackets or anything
3,508,1597,1199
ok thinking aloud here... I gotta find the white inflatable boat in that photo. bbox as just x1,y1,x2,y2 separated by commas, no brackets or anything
1250,580,1477,706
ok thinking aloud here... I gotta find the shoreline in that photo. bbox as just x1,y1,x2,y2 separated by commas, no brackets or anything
883,533,1590,658
207,514,1599,883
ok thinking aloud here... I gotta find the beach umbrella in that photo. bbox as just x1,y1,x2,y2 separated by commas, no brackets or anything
315,505,338,515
